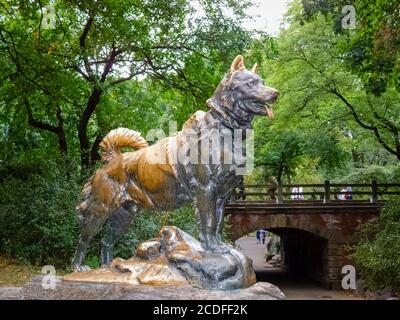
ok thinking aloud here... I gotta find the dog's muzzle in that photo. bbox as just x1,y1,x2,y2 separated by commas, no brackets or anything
264,91,279,119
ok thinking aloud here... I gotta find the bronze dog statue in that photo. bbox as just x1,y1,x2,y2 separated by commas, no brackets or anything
72,55,279,271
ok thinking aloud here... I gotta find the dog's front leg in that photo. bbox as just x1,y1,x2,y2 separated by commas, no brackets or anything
193,190,218,250
216,196,228,244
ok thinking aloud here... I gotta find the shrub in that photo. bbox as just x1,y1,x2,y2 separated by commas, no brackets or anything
352,198,400,293
0,169,80,267
113,205,198,259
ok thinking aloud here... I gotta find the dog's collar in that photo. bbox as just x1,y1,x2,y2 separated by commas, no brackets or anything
207,110,252,130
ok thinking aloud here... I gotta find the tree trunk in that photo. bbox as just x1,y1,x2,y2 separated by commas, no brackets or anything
90,133,103,166
57,127,68,157
277,163,284,185
77,47,120,169
78,88,102,168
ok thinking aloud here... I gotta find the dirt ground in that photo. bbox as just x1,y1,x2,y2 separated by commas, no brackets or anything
0,256,40,287
235,236,362,300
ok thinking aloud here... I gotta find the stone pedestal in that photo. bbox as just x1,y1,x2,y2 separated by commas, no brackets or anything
65,226,256,290
20,276,285,300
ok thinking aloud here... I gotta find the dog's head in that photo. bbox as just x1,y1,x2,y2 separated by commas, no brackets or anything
207,55,279,125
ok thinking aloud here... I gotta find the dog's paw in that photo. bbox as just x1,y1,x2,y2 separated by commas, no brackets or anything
73,265,91,272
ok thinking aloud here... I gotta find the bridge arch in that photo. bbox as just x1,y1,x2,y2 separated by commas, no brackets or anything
228,213,340,241
229,214,336,287
226,191,380,289
227,211,376,289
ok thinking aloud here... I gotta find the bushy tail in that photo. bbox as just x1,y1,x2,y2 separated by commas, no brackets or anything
99,128,148,162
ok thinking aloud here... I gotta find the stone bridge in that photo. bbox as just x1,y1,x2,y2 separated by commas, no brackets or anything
225,181,399,289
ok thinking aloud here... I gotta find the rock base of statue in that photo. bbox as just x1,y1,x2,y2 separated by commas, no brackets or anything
20,226,285,299
20,276,285,300
65,226,257,290
21,227,285,300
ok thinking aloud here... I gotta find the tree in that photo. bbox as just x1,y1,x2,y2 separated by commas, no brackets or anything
301,0,400,96
254,117,346,184
0,0,254,169
254,1,400,161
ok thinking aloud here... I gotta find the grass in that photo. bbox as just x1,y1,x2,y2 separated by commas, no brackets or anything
0,256,42,286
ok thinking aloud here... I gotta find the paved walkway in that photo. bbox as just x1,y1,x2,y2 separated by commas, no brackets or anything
235,236,362,300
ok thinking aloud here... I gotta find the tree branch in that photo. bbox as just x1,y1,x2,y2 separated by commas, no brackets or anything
330,88,375,130
330,88,398,157
100,47,121,82
25,100,68,156
26,100,58,133
79,16,94,79
79,16,93,49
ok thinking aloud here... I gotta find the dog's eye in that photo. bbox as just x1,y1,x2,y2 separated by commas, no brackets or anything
247,81,257,87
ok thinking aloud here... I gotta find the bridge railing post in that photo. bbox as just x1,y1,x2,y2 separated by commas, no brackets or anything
276,182,283,204
371,180,378,203
232,188,237,202
324,180,331,203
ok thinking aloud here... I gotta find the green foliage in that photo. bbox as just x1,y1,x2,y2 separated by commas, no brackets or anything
302,0,400,95
254,115,347,184
352,198,400,293
0,163,80,267
113,206,198,259
248,0,399,188
0,0,255,167
341,165,400,184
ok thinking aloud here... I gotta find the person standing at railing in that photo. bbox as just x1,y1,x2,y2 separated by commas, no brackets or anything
338,188,347,200
339,186,352,200
346,186,353,200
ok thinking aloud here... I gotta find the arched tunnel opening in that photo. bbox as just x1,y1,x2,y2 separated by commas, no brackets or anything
236,228,329,291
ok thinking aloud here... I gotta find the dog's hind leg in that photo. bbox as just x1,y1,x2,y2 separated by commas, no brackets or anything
101,201,139,266
72,208,109,272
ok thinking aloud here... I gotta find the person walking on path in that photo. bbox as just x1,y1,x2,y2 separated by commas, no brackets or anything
261,230,266,244
256,230,261,244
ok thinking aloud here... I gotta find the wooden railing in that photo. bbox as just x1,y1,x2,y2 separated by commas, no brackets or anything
231,180,400,204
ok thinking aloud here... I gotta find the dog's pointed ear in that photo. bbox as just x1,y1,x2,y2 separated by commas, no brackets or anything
230,55,245,73
251,63,258,74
